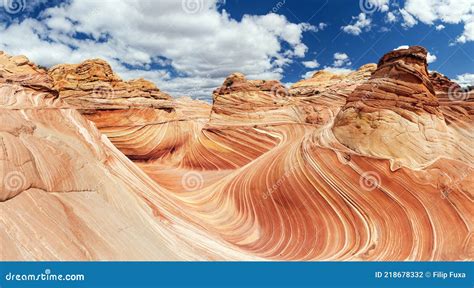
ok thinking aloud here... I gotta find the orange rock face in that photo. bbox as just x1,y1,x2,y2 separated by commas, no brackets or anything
0,52,253,260
333,46,472,169
48,59,211,160
1,48,473,261
290,64,377,125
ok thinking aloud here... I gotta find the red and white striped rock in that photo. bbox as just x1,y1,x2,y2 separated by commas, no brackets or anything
1,49,472,261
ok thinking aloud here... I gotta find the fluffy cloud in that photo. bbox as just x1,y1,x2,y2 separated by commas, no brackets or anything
322,67,354,74
346,0,474,43
402,0,474,43
302,66,353,79
333,52,351,67
302,52,353,79
342,13,372,35
399,8,418,28
302,60,320,69
426,53,437,63
301,52,352,79
386,11,397,23
454,73,474,87
302,70,317,79
318,23,328,30
0,0,315,99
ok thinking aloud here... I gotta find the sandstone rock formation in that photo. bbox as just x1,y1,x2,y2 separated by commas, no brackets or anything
0,52,251,260
289,64,377,125
49,59,172,110
48,59,211,160
430,71,473,127
1,48,472,261
210,72,300,125
332,46,473,169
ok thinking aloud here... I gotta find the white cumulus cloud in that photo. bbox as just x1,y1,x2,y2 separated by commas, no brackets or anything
342,13,372,35
333,52,351,67
302,60,320,69
454,73,474,87
0,0,316,100
398,0,474,43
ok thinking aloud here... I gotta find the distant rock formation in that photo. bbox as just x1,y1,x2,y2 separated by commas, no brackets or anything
333,46,472,169
210,72,298,125
49,59,172,111
48,59,210,160
289,64,377,125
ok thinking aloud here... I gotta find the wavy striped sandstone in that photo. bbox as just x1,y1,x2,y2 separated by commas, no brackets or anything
48,59,211,161
1,47,472,261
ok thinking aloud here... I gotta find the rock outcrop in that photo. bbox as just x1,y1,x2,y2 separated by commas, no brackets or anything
289,64,377,125
429,71,473,127
49,59,172,110
333,46,472,169
48,59,211,160
1,48,472,261
210,72,300,126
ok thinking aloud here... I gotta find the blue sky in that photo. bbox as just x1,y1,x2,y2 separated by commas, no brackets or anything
0,0,473,100
223,0,474,85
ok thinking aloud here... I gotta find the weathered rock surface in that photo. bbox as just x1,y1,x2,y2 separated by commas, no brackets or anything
48,59,211,160
333,46,473,169
0,52,255,260
289,64,377,125
1,48,472,261
49,59,172,110
210,72,299,126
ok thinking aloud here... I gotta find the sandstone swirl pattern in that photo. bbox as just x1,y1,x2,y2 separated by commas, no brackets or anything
1,47,472,260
